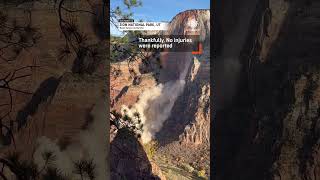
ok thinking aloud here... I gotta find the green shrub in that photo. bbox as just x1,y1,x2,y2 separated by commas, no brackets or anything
143,140,159,159
197,169,206,179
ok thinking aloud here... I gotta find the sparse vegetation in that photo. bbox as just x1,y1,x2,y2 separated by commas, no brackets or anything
109,0,153,136
110,109,143,139
0,6,41,148
179,163,194,173
0,150,98,180
73,159,96,180
143,140,159,159
0,1,106,179
196,169,207,179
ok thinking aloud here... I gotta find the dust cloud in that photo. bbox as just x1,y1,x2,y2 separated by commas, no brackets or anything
122,54,192,144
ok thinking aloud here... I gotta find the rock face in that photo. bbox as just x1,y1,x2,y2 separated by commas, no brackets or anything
166,10,210,38
156,45,210,174
110,60,157,111
273,73,320,180
111,9,210,179
0,1,108,179
159,10,210,83
155,10,210,174
214,0,320,180
180,83,210,145
110,129,162,180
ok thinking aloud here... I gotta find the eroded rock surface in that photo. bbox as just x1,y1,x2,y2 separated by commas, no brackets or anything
214,0,320,180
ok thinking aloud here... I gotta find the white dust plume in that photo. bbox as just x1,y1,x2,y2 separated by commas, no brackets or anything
122,55,192,144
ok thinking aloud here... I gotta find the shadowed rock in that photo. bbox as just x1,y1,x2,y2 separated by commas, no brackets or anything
110,128,161,180
16,77,61,129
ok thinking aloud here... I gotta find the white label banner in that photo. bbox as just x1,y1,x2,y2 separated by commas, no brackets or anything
118,22,169,31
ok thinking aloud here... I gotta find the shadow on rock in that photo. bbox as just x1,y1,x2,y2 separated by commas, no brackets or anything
110,128,161,180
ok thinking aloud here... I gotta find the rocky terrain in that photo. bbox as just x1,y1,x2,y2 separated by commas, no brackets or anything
0,1,108,179
214,0,320,179
110,9,210,180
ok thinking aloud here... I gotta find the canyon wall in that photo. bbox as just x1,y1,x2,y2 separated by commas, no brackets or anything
0,1,108,179
110,9,211,179
214,0,320,180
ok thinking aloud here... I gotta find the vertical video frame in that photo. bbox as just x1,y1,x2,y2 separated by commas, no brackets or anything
110,0,210,179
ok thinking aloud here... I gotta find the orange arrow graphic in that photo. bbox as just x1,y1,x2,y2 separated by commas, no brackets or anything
192,42,203,55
